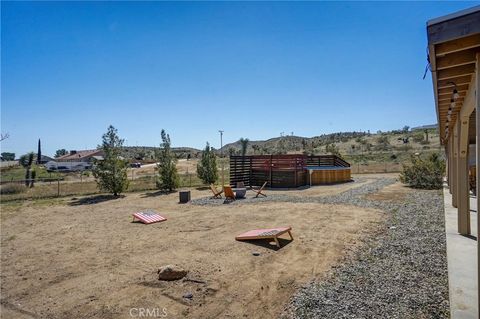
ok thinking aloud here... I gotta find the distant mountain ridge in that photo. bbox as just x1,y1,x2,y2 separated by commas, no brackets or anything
120,127,439,159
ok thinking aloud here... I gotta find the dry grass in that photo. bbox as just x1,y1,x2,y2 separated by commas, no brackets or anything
0,181,385,319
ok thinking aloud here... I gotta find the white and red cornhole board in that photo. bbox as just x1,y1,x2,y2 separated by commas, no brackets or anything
132,210,167,224
235,227,293,248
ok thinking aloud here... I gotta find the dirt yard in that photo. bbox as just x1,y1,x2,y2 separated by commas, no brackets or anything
1,176,390,319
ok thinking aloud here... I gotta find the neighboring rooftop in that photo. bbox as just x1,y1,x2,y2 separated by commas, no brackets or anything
411,124,438,131
56,149,104,161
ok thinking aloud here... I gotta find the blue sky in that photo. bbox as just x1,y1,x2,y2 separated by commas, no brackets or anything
1,1,478,157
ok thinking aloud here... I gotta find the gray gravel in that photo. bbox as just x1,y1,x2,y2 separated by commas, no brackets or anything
192,177,450,317
283,180,450,318
190,177,388,206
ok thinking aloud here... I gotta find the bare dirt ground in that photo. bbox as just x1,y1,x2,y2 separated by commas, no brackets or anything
1,176,391,319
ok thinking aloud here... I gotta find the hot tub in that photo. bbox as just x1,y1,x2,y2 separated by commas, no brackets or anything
305,166,351,185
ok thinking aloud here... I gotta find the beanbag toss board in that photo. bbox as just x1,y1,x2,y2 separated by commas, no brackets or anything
235,227,293,248
132,210,167,224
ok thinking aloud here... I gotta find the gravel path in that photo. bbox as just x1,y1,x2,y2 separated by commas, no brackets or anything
283,181,450,318
190,177,389,206
192,177,450,317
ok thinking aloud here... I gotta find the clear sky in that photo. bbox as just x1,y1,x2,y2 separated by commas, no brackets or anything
1,1,478,157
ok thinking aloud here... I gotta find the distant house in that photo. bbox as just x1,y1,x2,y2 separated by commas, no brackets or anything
38,154,54,164
410,124,437,131
45,161,92,172
56,150,104,163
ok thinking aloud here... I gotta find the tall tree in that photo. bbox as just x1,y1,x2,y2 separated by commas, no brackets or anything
239,138,249,156
197,142,218,185
55,149,67,158
92,125,129,196
156,129,179,192
19,152,35,187
37,139,42,164
1,152,15,161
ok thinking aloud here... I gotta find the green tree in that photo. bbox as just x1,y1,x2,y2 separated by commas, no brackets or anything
19,152,34,168
19,152,34,187
197,142,218,185
92,125,129,196
1,152,15,161
239,138,249,156
55,149,67,158
156,129,179,192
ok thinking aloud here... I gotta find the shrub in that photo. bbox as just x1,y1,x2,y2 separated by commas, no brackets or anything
397,144,412,152
412,132,424,143
400,153,445,189
375,135,391,151
0,183,27,195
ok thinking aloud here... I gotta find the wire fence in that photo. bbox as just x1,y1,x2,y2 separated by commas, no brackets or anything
0,162,402,202
0,172,223,202
350,162,404,174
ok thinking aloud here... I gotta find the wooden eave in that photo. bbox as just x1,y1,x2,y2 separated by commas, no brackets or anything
427,6,480,145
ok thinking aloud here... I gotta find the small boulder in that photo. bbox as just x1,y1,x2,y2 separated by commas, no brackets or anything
157,265,188,281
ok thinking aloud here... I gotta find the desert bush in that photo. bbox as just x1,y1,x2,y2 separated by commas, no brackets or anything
0,183,27,195
375,135,391,151
396,144,412,152
400,153,445,189
325,143,341,156
412,132,424,143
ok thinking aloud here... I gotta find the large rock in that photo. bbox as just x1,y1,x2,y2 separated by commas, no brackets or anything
157,265,188,281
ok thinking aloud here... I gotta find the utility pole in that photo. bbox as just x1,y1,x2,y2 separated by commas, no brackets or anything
219,130,224,186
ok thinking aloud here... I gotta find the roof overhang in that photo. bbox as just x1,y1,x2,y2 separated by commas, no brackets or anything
427,6,480,145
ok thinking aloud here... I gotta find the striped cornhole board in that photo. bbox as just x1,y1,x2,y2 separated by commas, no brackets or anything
132,210,167,224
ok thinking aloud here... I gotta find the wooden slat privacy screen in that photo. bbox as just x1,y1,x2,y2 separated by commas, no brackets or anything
229,155,350,188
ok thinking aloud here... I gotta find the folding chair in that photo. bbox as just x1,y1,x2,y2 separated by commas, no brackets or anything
252,181,268,198
210,184,223,199
223,185,236,201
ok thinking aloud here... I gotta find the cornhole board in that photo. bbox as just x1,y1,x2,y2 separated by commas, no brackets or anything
235,227,293,248
132,210,167,224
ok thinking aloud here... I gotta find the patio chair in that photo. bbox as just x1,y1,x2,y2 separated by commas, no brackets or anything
252,181,268,198
469,166,476,195
210,184,223,199
224,185,236,201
